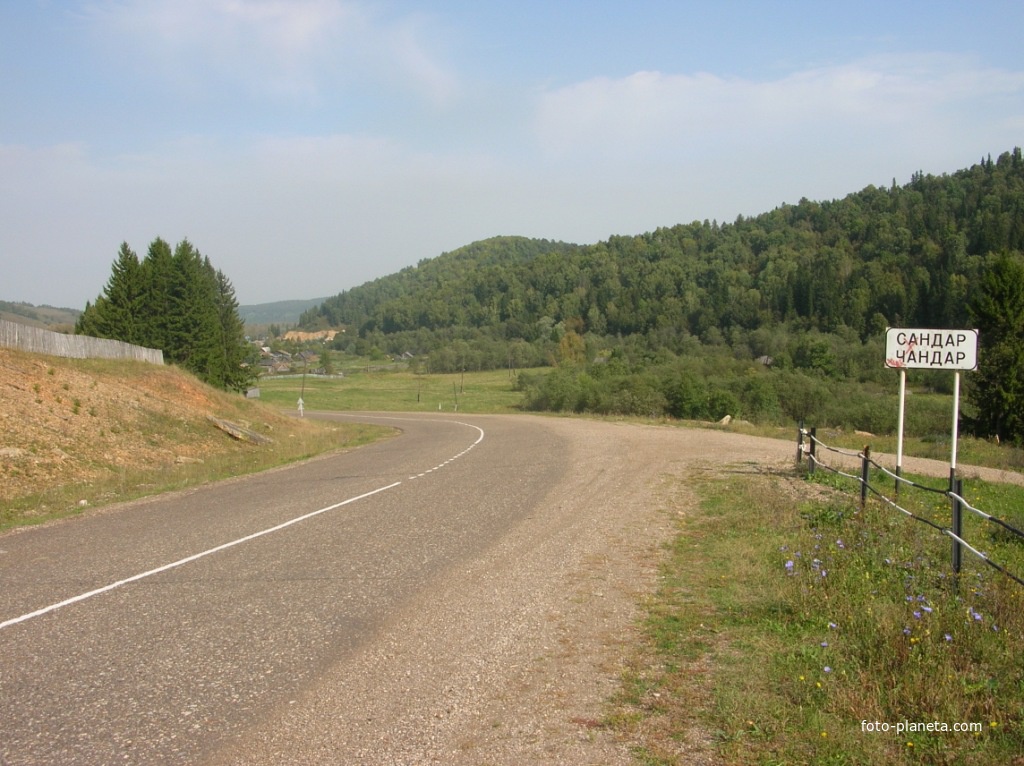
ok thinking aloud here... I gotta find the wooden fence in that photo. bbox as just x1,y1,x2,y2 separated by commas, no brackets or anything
0,319,164,365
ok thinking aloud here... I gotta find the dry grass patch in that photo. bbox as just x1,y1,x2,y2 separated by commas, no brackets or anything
0,347,392,530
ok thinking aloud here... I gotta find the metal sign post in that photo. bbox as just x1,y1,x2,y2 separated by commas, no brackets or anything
895,368,906,493
885,328,978,474
951,372,963,578
885,328,978,577
950,371,961,473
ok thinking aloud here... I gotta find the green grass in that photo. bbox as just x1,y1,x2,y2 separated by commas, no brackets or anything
609,464,1024,765
255,367,531,414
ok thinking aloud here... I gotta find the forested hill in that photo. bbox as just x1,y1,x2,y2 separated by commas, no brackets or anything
302,149,1024,350
301,236,581,332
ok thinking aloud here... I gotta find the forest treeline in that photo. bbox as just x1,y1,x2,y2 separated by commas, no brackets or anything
301,150,1024,441
76,239,255,391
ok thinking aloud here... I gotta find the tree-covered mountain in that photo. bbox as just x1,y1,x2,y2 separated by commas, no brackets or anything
301,236,581,333
306,151,1022,345
301,150,1024,441
240,297,331,327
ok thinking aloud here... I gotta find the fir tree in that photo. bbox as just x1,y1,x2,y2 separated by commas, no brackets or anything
165,239,221,378
138,237,175,352
75,242,143,341
967,251,1024,443
76,237,253,391
212,267,254,391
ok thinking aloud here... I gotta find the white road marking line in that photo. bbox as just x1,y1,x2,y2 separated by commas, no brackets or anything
2,419,487,631
0,482,401,631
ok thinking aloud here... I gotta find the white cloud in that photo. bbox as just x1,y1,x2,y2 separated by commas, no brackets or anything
80,0,458,104
6,37,1024,308
534,54,1024,161
86,0,347,50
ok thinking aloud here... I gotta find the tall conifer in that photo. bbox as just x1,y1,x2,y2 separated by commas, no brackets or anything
76,237,253,391
967,252,1024,443
138,237,175,352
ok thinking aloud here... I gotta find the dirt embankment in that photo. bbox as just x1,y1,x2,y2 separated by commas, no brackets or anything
0,347,315,510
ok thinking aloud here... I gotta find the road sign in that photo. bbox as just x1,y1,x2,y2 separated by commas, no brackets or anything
885,328,978,370
885,329,978,570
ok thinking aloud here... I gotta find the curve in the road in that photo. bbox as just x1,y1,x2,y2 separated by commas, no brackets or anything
0,418,485,632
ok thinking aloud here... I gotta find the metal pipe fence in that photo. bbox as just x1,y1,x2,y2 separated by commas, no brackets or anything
797,425,1024,588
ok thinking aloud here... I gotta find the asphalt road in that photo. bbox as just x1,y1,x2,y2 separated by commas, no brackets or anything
7,410,1005,765
0,413,569,765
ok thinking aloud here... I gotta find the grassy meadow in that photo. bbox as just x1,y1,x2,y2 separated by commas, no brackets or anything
255,367,529,414
609,462,1024,765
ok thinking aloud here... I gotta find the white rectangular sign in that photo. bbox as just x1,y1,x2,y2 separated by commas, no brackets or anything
885,328,978,370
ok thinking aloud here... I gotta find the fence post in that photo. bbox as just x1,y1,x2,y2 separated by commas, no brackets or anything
808,427,817,476
951,474,963,578
860,445,871,509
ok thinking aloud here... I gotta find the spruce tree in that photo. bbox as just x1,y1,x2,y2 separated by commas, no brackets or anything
967,251,1024,443
212,266,254,391
103,242,144,344
138,237,175,352
75,242,143,341
166,239,221,379
75,297,108,337
76,236,253,391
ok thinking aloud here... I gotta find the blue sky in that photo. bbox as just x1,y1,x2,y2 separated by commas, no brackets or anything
2,1,1023,309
